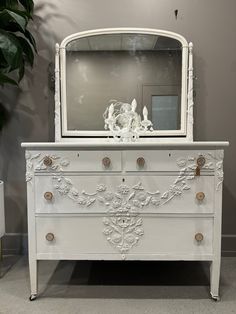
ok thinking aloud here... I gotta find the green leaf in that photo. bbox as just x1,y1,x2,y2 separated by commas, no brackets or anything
0,1,18,10
0,1,36,86
24,29,37,52
0,9,27,32
0,30,23,71
19,0,34,15
18,58,24,81
0,72,18,85
16,35,34,66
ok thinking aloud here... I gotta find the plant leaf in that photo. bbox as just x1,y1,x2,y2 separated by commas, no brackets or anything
16,35,34,66
24,29,37,52
0,72,18,85
0,1,18,10
18,58,24,81
0,9,27,32
19,0,34,15
0,30,23,71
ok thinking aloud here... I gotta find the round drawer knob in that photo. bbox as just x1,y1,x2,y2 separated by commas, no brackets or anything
137,157,145,168
197,155,206,168
195,233,204,242
102,157,111,168
45,233,54,242
43,156,53,167
44,191,53,201
196,192,205,201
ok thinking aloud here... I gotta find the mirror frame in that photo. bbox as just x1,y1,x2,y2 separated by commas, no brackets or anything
55,28,193,142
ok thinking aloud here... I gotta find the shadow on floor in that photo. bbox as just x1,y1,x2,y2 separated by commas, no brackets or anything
0,255,22,278
40,260,212,299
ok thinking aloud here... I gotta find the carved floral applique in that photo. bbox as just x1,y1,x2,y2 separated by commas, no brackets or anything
49,150,223,256
25,152,70,183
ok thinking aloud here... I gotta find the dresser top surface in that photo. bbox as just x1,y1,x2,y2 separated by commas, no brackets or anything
21,141,229,149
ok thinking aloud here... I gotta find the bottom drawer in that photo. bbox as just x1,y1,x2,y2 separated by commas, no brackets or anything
35,216,213,260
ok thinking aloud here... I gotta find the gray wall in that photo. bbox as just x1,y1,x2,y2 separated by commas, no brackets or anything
0,0,236,255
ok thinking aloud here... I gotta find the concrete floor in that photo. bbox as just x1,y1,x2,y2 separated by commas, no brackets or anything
0,257,236,314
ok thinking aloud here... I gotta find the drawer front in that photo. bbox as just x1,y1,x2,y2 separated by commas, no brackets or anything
124,150,216,172
27,150,122,172
35,175,214,214
36,216,213,258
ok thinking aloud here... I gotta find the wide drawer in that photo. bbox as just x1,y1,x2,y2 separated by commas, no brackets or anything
123,150,216,172
35,175,215,214
26,150,122,172
36,216,213,259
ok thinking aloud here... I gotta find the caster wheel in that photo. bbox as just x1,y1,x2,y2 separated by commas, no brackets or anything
29,294,37,301
211,295,220,302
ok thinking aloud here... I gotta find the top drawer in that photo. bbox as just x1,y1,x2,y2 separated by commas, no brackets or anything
124,150,216,172
26,150,122,173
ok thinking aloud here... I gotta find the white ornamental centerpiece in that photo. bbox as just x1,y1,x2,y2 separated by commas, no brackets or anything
103,99,153,142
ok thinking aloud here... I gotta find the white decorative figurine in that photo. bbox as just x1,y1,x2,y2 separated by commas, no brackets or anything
103,98,153,142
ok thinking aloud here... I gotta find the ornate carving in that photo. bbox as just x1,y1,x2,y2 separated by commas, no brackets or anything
35,155,70,172
103,216,144,254
50,151,222,255
215,151,224,191
54,43,61,142
25,152,70,182
25,152,41,182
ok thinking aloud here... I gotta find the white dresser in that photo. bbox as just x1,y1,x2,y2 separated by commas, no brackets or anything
22,28,229,300
22,142,228,300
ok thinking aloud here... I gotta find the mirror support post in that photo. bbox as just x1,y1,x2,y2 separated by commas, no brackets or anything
187,42,194,141
55,43,61,142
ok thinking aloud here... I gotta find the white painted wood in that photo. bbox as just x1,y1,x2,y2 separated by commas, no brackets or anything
26,150,122,173
23,29,228,299
123,150,216,172
34,175,215,214
54,43,61,142
24,149,218,173
21,141,229,148
35,216,213,257
23,144,226,299
26,158,38,297
210,149,224,300
57,28,189,141
36,253,213,261
187,42,194,141
0,181,5,238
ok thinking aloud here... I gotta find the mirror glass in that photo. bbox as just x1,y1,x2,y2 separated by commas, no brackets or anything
65,33,182,133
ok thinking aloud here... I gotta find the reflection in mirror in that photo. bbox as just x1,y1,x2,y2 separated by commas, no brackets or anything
65,33,182,132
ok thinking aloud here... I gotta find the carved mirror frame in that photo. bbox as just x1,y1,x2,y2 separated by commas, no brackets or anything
54,28,193,142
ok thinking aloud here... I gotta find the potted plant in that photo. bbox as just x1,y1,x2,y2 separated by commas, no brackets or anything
0,0,36,255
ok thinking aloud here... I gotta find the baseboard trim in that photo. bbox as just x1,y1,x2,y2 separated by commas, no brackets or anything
222,234,236,257
1,233,27,255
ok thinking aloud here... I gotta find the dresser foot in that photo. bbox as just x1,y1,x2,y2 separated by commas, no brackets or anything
210,293,220,302
29,294,37,301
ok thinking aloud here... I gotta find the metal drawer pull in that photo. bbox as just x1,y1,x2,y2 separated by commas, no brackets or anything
197,155,206,167
102,157,111,168
195,233,204,242
43,156,53,167
45,233,54,242
196,192,205,201
195,155,206,176
44,192,53,201
137,157,145,168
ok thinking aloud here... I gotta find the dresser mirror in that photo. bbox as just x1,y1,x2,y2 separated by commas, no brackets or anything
57,28,191,140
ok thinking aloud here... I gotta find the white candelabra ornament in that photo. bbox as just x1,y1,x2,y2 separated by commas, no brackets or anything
103,99,153,142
